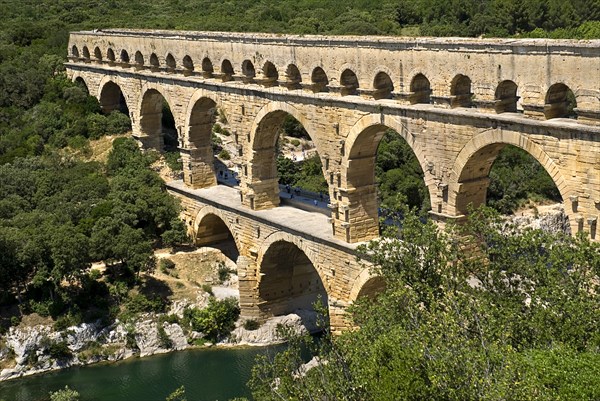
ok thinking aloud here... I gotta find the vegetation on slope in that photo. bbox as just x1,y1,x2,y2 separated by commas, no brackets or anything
248,207,600,400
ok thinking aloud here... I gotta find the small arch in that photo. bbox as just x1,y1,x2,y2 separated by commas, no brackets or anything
194,211,240,263
258,239,328,320
201,57,213,78
107,48,116,63
409,73,431,104
450,74,472,108
183,55,194,74
120,49,130,63
544,83,577,119
340,69,359,96
165,53,176,71
241,59,256,82
373,71,394,100
356,276,386,300
93,46,102,61
82,46,90,61
311,67,329,93
74,76,89,94
99,80,130,116
261,61,279,87
495,80,519,113
71,45,79,58
134,51,144,67
285,64,301,90
149,53,160,70
220,59,233,81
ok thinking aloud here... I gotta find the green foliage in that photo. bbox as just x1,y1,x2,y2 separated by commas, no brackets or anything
123,293,166,317
165,385,186,401
184,298,240,342
47,340,72,360
243,319,260,331
159,258,176,273
50,386,80,401
164,151,182,171
157,324,173,348
376,130,429,213
249,206,600,400
217,263,234,283
487,145,561,213
218,149,231,160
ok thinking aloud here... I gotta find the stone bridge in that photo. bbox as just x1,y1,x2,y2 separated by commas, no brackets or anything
66,29,600,331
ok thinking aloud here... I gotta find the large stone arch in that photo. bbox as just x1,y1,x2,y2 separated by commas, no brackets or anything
180,89,220,188
255,231,328,319
448,131,572,227
135,84,181,151
192,206,241,262
348,266,384,303
97,76,131,116
339,113,433,242
244,101,326,210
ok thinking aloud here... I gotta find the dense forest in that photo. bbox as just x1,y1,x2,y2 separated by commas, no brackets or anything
0,1,599,400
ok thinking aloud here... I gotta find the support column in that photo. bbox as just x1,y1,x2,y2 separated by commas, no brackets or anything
180,146,217,189
134,111,163,151
237,254,261,321
333,184,379,243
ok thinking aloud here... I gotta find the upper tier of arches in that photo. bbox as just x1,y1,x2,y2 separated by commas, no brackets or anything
68,43,598,122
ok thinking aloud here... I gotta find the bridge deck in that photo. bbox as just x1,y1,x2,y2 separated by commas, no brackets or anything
167,180,361,252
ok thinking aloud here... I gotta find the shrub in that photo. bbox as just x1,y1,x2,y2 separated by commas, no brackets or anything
164,151,182,171
218,149,231,160
159,258,176,273
201,284,214,296
217,263,235,283
290,139,301,147
157,325,173,349
243,319,260,331
48,340,72,360
123,293,166,318
185,298,240,342
105,111,131,135
50,386,80,401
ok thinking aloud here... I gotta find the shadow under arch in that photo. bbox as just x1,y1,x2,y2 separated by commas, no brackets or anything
182,91,219,188
137,86,178,151
449,131,570,229
256,234,328,321
245,102,327,210
98,79,129,115
193,206,241,264
341,114,432,242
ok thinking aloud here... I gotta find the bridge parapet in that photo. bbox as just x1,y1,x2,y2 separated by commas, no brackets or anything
68,29,600,123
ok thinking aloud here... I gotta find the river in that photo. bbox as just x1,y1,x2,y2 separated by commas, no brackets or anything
0,345,283,401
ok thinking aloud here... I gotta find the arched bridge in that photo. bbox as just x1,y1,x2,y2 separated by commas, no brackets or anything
66,29,600,332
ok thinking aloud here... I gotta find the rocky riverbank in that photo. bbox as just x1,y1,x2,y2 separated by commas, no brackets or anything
0,304,319,382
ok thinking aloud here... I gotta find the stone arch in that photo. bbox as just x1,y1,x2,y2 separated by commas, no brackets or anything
310,66,329,93
134,50,144,67
450,74,473,108
165,53,176,71
341,114,431,242
98,79,130,116
340,68,359,96
495,80,519,113
220,59,234,81
107,48,116,63
349,267,385,302
82,46,90,61
120,49,130,63
136,85,179,151
183,55,194,74
261,61,279,87
544,83,577,119
149,53,160,70
284,63,301,89
410,73,431,104
182,91,219,188
93,46,102,61
373,71,394,100
73,76,89,94
246,102,324,210
256,232,328,319
201,57,214,78
449,131,569,219
241,59,256,82
193,206,241,263
71,45,79,58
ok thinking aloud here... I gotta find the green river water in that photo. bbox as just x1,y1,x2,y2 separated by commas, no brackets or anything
0,345,282,401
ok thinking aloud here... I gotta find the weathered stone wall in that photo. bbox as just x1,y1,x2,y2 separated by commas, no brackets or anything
172,186,370,334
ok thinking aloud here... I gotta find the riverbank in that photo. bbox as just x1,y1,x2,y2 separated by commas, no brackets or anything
0,305,319,382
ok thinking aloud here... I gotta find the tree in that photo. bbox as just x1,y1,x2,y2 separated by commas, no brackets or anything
50,386,80,401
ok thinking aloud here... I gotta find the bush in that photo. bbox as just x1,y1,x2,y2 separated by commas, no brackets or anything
217,263,235,283
218,149,231,160
201,284,214,296
50,386,80,401
184,298,240,342
164,151,182,171
159,258,176,273
105,111,131,135
123,293,166,317
48,340,72,360
290,139,301,147
243,319,260,331
157,325,173,349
